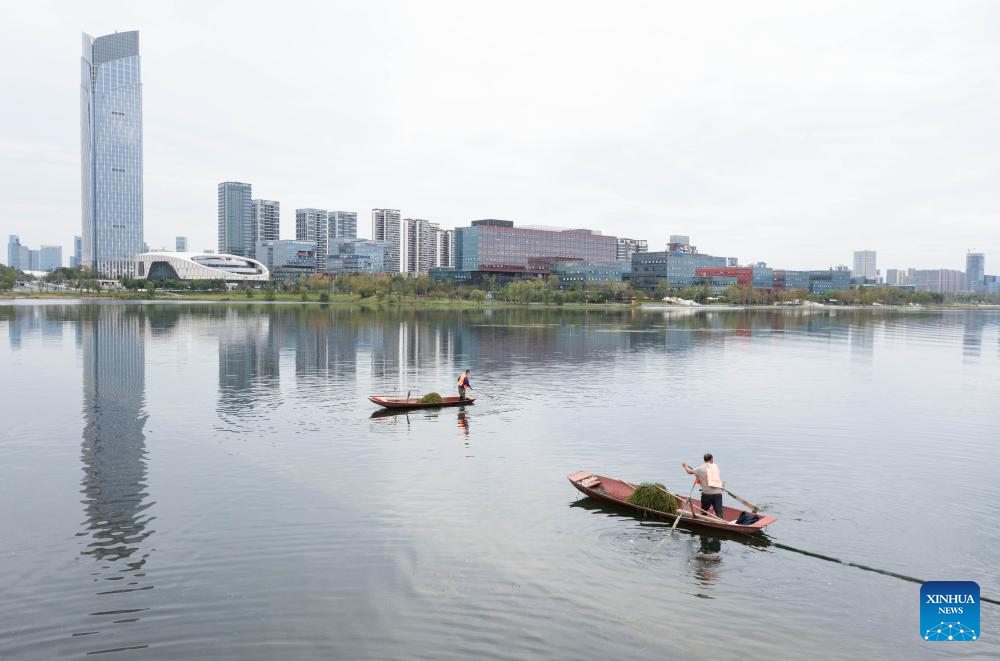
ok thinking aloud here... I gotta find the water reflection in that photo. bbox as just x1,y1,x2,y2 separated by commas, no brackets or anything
963,313,987,360
690,534,723,598
77,306,154,648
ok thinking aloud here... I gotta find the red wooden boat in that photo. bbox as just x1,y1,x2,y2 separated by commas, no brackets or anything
568,471,776,535
369,395,476,410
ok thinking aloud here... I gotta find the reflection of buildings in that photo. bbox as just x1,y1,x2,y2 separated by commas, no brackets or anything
218,309,278,413
6,306,65,350
80,306,152,566
962,313,987,359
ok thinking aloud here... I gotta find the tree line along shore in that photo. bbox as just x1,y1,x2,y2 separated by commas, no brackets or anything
3,265,1000,307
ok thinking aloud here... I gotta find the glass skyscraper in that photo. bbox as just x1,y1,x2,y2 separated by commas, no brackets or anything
81,31,144,278
218,182,253,257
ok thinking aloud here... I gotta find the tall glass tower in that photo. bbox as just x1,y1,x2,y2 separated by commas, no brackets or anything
81,31,144,278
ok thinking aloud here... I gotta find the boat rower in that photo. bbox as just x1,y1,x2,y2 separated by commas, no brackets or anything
457,369,472,401
682,453,724,518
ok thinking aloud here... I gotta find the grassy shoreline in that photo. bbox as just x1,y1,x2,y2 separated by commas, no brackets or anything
3,290,1000,310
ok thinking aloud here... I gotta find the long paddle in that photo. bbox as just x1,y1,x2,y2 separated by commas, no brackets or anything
663,483,694,541
723,485,759,513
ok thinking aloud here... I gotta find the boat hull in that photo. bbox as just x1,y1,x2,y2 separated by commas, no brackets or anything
567,471,775,535
369,395,476,410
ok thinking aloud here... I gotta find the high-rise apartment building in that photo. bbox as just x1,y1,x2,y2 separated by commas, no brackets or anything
852,250,877,280
72,236,82,268
218,182,253,257
81,31,144,278
402,218,433,274
252,199,280,246
616,237,648,262
296,208,329,272
175,236,188,252
39,246,62,272
372,209,402,273
965,252,985,291
329,211,358,240
431,225,454,268
912,269,965,293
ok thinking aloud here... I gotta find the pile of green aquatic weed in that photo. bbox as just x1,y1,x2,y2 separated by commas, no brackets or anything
627,483,678,514
417,392,444,404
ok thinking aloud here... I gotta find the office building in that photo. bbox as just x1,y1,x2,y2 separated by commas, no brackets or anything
616,238,648,262
551,261,629,289
296,208,329,272
256,239,317,281
693,264,773,290
808,268,853,294
695,266,752,286
71,236,82,268
27,250,40,271
81,31,144,278
885,268,900,286
631,250,727,291
447,219,618,283
218,182,253,257
912,269,965,293
329,211,357,240
39,246,62,272
772,270,810,291
966,252,985,291
327,239,392,275
175,236,188,252
372,209,402,273
852,250,877,280
252,199,280,246
137,251,269,283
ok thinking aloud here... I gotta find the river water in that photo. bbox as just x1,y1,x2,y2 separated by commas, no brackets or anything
1,302,997,660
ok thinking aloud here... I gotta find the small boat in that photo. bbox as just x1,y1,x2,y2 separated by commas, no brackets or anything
369,395,476,410
568,471,776,535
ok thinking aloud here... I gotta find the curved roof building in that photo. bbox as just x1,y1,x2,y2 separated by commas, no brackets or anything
136,252,269,283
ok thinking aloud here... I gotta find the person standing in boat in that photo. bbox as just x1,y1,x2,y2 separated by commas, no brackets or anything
457,369,472,400
682,453,724,518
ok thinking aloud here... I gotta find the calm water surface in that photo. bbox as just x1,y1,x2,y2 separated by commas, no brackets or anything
1,302,998,660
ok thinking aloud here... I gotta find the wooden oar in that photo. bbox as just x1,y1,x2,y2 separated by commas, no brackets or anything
665,483,695,538
723,485,759,513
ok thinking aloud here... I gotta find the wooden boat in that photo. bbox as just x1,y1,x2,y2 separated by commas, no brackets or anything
369,395,476,410
568,471,776,535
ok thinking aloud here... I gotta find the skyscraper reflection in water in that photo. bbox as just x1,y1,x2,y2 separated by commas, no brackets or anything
78,306,153,629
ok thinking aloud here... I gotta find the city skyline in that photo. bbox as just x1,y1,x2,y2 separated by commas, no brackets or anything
2,3,1000,271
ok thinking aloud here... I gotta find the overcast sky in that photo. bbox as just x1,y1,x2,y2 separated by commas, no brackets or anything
2,1,998,271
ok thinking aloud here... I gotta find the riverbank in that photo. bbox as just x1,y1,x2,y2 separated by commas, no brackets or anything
4,290,1000,310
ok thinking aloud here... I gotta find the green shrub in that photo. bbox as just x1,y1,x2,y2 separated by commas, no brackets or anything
416,392,444,404
627,483,678,514
318,291,330,302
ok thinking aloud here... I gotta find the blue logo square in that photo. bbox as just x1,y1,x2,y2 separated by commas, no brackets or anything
921,581,980,641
